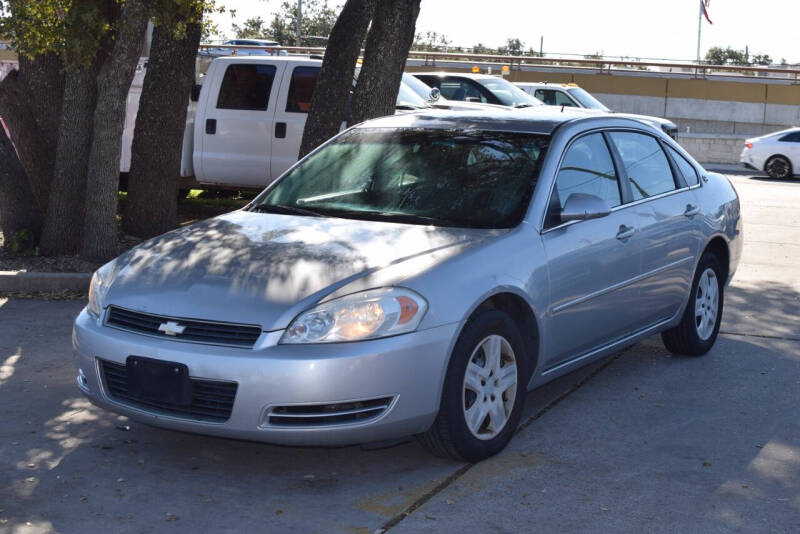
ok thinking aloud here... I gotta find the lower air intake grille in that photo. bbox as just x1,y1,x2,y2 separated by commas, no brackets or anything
105,306,262,348
267,397,394,427
100,360,237,422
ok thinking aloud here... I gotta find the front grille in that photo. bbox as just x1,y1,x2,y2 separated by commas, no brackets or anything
106,306,262,348
267,397,394,427
100,360,237,422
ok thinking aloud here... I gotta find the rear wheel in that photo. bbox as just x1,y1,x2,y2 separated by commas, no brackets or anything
765,156,792,179
418,309,527,462
661,252,724,356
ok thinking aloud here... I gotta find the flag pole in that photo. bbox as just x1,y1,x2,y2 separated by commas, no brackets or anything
696,1,703,63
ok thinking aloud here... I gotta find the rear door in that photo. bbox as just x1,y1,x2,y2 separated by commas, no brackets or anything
270,64,320,180
607,131,703,326
197,60,285,187
778,131,800,170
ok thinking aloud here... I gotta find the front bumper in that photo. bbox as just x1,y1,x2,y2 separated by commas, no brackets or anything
73,308,458,446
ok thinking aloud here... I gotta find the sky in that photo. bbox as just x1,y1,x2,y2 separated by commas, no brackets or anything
211,0,800,64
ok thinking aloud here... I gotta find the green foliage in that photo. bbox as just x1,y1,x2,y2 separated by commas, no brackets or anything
412,31,450,52
705,46,772,66
7,227,34,253
267,0,338,45
231,16,267,39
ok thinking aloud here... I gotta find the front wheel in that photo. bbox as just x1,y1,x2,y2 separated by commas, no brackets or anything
418,309,527,462
661,252,724,356
765,155,792,179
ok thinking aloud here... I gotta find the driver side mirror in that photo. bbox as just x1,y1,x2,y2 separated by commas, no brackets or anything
560,193,611,223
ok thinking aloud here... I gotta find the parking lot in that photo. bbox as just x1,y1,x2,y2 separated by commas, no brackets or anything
1,173,798,534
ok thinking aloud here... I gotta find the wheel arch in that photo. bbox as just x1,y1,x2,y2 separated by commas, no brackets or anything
703,235,731,284
459,288,542,380
764,153,793,174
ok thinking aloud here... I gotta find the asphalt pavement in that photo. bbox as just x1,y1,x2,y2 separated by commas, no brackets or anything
1,174,798,533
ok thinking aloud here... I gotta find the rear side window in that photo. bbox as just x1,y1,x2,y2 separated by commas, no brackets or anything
535,89,576,107
217,64,277,111
779,131,800,142
666,145,699,186
608,132,676,200
555,133,621,209
286,66,320,113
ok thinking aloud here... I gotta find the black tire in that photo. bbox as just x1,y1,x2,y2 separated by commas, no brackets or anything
661,252,724,356
418,309,528,462
765,155,792,179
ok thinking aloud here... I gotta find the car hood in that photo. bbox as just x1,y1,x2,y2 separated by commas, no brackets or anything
104,210,494,331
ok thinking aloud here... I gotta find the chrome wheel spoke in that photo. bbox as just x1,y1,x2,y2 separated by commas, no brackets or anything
465,401,489,434
486,399,507,433
482,336,502,375
495,365,517,394
464,363,485,393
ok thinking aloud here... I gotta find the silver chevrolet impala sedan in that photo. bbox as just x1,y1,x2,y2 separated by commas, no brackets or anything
74,109,742,461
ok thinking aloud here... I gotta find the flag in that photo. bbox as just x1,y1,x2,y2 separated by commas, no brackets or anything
701,0,713,24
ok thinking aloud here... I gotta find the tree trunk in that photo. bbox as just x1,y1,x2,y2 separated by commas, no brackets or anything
0,122,41,250
298,0,375,158
124,17,202,239
81,0,152,262
350,0,420,126
0,55,64,216
39,65,101,255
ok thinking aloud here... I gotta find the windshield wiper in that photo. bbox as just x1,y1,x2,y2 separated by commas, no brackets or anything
514,103,535,109
250,204,323,217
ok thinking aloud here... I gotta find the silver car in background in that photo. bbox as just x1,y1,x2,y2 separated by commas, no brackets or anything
74,109,742,461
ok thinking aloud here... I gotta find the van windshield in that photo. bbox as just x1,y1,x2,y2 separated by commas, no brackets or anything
252,128,549,229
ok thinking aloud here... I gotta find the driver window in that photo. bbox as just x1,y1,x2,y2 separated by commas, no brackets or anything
555,133,622,210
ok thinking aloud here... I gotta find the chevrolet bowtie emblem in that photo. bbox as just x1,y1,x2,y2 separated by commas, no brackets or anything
158,321,186,336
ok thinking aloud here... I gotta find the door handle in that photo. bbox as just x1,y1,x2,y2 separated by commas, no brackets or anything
275,122,287,139
616,224,636,240
205,118,216,135
684,204,700,217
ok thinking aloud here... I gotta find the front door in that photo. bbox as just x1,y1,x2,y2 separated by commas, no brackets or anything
541,132,642,369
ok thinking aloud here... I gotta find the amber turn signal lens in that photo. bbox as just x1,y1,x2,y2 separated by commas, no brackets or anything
397,296,419,324
745,143,753,149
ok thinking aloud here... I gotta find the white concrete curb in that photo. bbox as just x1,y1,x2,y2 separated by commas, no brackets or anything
0,271,91,292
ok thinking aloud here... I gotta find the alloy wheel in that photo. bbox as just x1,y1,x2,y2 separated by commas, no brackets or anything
461,335,518,440
695,268,719,341
767,157,790,179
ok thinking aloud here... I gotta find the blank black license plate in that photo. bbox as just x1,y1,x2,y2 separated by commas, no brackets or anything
126,356,192,406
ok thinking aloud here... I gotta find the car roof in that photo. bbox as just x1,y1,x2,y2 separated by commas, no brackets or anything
413,71,505,81
212,55,322,65
516,82,581,89
354,107,627,135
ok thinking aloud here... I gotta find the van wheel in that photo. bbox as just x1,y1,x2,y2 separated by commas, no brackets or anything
418,309,526,462
765,156,792,179
661,252,724,356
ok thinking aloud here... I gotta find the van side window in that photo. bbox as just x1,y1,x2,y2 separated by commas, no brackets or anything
217,64,277,111
286,66,320,113
666,145,699,186
555,133,622,209
608,131,676,200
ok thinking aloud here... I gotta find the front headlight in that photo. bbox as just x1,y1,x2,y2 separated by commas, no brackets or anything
280,287,428,344
87,260,117,317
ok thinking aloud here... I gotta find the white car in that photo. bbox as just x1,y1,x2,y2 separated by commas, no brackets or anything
740,127,800,178
517,82,679,140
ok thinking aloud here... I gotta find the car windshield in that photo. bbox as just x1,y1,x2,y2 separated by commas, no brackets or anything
252,128,550,228
476,78,543,108
567,87,609,111
396,82,430,109
402,73,446,102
